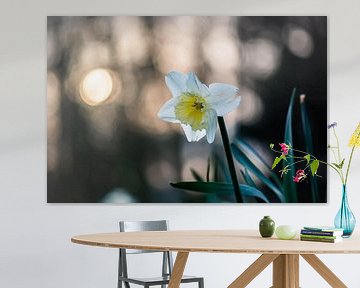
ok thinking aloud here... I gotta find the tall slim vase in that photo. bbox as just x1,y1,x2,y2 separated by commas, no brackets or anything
334,185,356,237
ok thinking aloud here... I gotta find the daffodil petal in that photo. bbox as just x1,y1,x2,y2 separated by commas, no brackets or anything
165,71,187,97
181,124,206,142
205,109,217,143
213,96,241,116
209,83,239,97
186,72,201,93
157,97,179,123
199,83,210,97
208,83,241,116
185,72,209,97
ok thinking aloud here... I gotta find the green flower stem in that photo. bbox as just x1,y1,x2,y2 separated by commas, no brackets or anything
283,159,307,169
217,116,243,203
345,130,360,185
330,148,338,164
345,145,356,185
333,127,343,165
332,127,345,181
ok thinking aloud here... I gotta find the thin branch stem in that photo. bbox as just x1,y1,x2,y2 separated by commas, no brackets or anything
333,127,343,165
330,148,338,164
332,127,345,181
284,159,306,169
271,147,344,182
345,145,356,185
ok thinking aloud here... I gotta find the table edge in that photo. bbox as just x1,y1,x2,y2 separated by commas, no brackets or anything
71,236,360,255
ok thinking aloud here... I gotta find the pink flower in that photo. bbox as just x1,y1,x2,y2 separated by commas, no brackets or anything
293,169,306,183
279,143,289,155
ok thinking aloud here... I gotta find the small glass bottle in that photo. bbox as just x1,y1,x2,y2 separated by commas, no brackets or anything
259,216,275,238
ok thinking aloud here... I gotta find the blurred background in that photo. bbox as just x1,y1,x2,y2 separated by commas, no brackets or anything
47,16,327,203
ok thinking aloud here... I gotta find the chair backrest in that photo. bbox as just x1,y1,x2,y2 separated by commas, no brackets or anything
118,220,174,281
119,220,169,254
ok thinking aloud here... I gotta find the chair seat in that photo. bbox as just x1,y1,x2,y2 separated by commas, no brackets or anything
119,274,203,286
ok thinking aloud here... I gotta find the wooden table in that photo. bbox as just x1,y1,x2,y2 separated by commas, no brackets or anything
71,230,360,288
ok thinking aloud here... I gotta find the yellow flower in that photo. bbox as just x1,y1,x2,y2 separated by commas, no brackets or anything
349,122,360,147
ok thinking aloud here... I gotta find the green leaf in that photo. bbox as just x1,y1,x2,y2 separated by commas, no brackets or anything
270,143,274,149
170,181,270,203
333,159,345,170
272,155,285,169
339,158,345,169
211,152,230,182
304,154,311,164
171,181,229,194
234,139,283,189
332,162,341,169
231,143,285,202
240,170,260,203
241,169,258,188
300,94,319,202
239,184,270,203
206,158,210,182
310,159,320,176
213,156,219,182
190,168,204,182
283,88,297,202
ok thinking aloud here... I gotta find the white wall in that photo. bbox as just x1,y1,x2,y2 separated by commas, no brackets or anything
1,0,360,287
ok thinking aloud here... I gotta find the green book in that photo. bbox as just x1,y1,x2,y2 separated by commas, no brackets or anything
300,236,342,243
300,234,340,240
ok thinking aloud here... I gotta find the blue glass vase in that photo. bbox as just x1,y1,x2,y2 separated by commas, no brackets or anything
334,185,356,237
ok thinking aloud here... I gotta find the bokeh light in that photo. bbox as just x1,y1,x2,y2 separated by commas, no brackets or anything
154,17,199,73
47,71,60,171
226,87,264,127
243,39,281,78
79,68,115,106
101,188,137,203
112,17,150,66
285,25,314,59
202,20,241,73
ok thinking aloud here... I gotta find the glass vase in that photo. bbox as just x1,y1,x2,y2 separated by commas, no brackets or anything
334,185,356,237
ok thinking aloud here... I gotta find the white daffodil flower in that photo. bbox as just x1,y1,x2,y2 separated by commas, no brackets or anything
158,71,241,143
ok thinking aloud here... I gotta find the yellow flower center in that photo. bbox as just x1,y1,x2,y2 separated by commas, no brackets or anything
175,92,207,131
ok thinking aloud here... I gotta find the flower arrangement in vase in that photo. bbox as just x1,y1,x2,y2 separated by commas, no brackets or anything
270,122,360,237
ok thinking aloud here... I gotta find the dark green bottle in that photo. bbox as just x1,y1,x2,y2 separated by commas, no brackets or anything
259,216,275,237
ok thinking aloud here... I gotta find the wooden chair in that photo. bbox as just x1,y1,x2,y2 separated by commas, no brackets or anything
118,220,204,288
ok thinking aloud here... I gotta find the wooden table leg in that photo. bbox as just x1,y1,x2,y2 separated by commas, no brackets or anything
168,252,189,288
272,254,299,288
288,255,299,288
228,254,279,288
301,254,347,288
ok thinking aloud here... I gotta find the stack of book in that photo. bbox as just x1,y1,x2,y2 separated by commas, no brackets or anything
300,226,344,243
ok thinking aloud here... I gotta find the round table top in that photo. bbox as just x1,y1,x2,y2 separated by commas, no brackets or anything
71,230,360,254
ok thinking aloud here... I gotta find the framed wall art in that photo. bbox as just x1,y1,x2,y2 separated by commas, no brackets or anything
47,16,327,203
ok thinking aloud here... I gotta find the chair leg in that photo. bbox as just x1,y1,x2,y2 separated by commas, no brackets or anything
198,278,204,288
